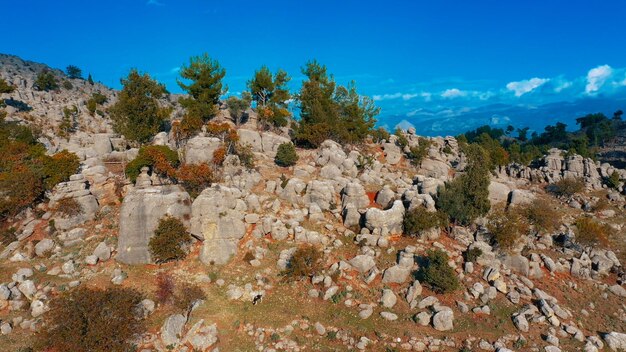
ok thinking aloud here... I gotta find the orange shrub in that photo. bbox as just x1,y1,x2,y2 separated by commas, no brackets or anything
212,146,226,165
176,163,218,198
206,122,238,144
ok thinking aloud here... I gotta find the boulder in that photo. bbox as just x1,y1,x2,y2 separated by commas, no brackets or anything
191,185,247,265
364,200,405,234
183,136,221,165
116,185,191,264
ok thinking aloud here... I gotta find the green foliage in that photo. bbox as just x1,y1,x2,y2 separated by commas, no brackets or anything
42,149,80,190
125,145,179,182
394,128,409,148
62,80,73,90
295,60,379,147
403,207,447,237
577,113,615,146
283,246,323,281
109,69,171,144
36,286,145,352
417,249,460,293
0,77,14,94
226,93,251,125
275,142,299,167
371,127,390,143
606,170,621,189
87,73,94,84
234,143,255,169
549,177,585,197
178,53,226,133
34,69,59,91
248,66,292,129
437,144,490,225
149,216,192,263
406,137,431,166
66,65,83,79
487,207,529,250
574,217,612,247
475,133,509,169
463,247,483,263
59,105,77,139
86,92,107,115
462,125,505,143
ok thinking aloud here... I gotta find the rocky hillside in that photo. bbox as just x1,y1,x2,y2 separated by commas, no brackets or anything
1,56,626,352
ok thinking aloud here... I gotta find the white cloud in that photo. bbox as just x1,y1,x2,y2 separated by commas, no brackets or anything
506,77,549,97
585,64,613,94
554,80,573,93
373,92,430,101
169,67,180,73
441,88,467,98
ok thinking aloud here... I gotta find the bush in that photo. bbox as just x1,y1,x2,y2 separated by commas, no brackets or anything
521,199,560,233
206,122,239,145
174,283,206,314
0,227,17,246
212,146,226,165
437,144,491,225
86,92,108,115
36,287,145,352
66,65,82,79
417,250,460,293
176,163,217,198
125,145,179,183
283,246,323,280
371,127,390,143
463,247,483,263
406,137,431,166
487,207,529,251
394,128,409,148
606,170,621,189
403,207,447,237
0,77,14,94
43,149,80,189
574,217,612,246
275,142,299,167
235,143,255,169
109,69,171,144
149,216,192,263
54,197,82,217
549,177,585,197
62,80,73,90
155,272,175,304
34,69,59,91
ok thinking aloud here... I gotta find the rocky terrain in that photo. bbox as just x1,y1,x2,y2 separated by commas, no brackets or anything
1,54,625,352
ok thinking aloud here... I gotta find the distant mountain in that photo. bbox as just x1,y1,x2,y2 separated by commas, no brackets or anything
379,96,626,136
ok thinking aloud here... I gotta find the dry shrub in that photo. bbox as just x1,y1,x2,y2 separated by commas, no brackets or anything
36,287,145,352
522,199,560,233
0,226,17,246
574,217,612,246
54,197,82,217
206,122,238,144
212,146,226,165
148,216,192,263
487,207,529,251
155,272,175,305
403,207,448,237
176,163,218,198
550,177,585,197
174,283,206,314
283,246,323,281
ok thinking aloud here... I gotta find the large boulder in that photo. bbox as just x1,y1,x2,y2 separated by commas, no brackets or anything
184,136,221,165
419,159,450,179
48,174,100,231
237,129,290,158
364,200,405,235
116,185,191,264
488,181,511,204
191,185,247,265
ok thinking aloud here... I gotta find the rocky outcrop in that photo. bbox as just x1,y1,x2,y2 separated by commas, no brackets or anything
116,185,191,264
364,200,405,235
237,129,290,158
183,136,221,164
48,174,100,231
191,185,247,265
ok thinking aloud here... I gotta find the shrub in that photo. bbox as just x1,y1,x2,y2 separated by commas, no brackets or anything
176,163,217,198
125,145,179,182
109,69,171,144
521,199,560,233
226,95,251,125
0,226,17,246
606,170,621,189
275,142,299,167
86,92,108,115
62,80,73,90
406,137,431,166
212,146,226,165
0,77,14,94
34,69,59,91
487,207,529,251
283,246,323,280
36,287,145,352
149,216,192,263
463,247,483,263
42,149,80,189
549,177,585,197
66,65,82,79
417,249,460,293
403,207,447,237
174,283,206,314
54,197,82,217
437,144,491,225
371,127,390,143
574,217,612,246
394,128,409,148
206,122,239,145
155,272,175,305
235,143,255,169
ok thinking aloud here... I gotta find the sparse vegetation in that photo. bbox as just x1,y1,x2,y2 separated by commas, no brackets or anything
549,177,585,197
0,77,15,93
86,92,107,115
487,207,529,251
406,137,431,166
521,199,560,233
574,217,612,246
34,69,59,91
227,93,251,125
149,216,192,263
54,197,82,217
606,170,621,189
174,283,206,314
176,163,218,198
125,145,179,182
155,272,176,304
36,287,145,352
463,247,483,263
66,65,83,79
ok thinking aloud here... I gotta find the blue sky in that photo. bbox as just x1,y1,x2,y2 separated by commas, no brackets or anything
3,0,626,135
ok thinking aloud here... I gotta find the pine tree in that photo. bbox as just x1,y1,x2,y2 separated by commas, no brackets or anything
247,66,291,129
66,65,83,79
